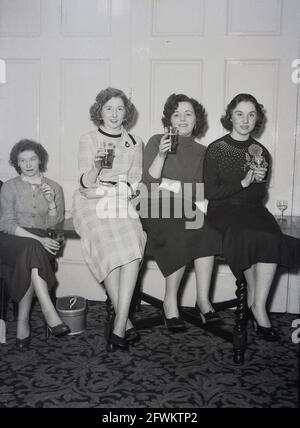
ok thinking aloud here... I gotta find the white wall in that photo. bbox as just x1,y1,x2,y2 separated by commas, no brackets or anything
0,0,299,312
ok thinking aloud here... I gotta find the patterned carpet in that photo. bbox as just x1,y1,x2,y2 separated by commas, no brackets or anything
0,301,298,408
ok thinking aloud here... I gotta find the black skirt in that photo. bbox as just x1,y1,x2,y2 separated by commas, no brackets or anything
207,202,300,281
140,196,222,277
0,230,56,303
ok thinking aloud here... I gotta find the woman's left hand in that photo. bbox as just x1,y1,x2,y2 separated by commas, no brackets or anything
115,181,132,198
40,183,55,203
39,237,60,255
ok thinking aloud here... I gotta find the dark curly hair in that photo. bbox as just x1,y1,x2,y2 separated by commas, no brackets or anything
221,93,265,134
161,93,207,137
90,87,137,128
10,139,48,174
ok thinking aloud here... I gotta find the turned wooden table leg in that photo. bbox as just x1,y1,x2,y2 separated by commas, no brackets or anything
105,294,115,352
0,278,8,323
233,277,248,364
130,273,143,314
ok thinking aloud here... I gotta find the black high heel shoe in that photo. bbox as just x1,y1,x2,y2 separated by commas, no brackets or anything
105,315,129,351
109,332,129,350
125,327,140,343
16,333,31,350
248,307,279,342
105,315,116,352
195,302,220,324
162,307,186,331
46,323,70,338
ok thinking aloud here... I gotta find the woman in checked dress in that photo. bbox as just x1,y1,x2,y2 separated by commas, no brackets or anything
72,87,146,351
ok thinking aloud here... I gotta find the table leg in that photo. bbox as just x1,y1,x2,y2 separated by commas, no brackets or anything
233,277,248,364
105,294,115,352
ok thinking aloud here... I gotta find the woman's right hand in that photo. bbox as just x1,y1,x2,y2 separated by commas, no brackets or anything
39,237,60,255
241,169,255,188
158,134,171,157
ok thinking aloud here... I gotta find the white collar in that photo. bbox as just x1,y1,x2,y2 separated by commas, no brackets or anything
21,173,44,185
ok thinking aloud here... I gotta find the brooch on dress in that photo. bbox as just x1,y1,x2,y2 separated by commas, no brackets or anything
244,143,268,171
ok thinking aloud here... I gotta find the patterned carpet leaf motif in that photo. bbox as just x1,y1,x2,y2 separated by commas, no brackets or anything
0,302,298,408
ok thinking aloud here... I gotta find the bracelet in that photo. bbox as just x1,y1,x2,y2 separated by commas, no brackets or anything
80,174,88,189
49,205,57,211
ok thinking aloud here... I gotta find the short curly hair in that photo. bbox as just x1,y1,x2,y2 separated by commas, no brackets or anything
221,93,265,134
10,139,48,174
161,93,207,137
90,87,136,128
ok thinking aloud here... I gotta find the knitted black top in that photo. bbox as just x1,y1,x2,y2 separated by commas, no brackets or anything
204,134,270,206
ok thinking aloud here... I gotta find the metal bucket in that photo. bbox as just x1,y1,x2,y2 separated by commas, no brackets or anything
56,296,87,335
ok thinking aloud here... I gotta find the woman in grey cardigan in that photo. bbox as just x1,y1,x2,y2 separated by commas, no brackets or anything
0,139,70,349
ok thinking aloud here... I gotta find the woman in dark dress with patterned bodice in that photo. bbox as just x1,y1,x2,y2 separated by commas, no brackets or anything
142,93,222,330
204,93,300,341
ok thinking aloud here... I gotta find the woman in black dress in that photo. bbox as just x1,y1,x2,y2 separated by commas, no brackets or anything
204,93,300,341
141,93,222,330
